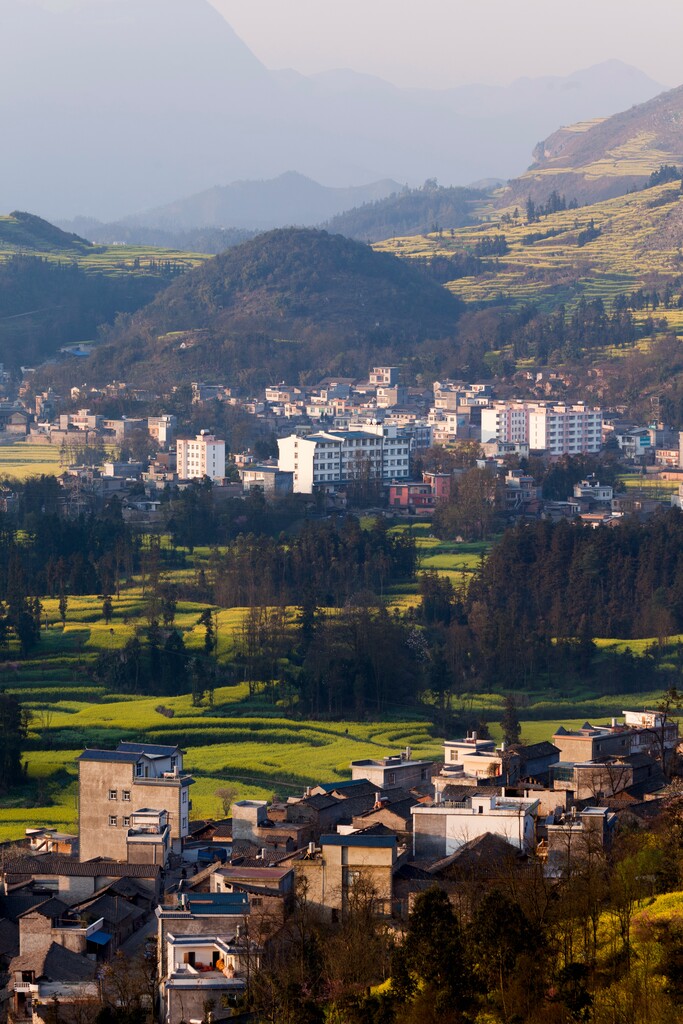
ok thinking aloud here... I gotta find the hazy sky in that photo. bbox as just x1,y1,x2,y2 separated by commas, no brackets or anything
210,0,679,89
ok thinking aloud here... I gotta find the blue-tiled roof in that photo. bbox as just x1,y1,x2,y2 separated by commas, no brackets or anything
187,894,249,915
320,834,396,849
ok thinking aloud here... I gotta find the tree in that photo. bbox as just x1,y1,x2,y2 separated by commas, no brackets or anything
198,608,217,657
102,595,113,624
501,695,521,746
161,629,187,695
392,886,470,1019
0,690,30,791
470,889,540,1021
215,784,238,817
58,589,68,627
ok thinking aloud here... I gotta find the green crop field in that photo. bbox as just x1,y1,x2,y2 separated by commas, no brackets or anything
0,440,63,478
0,519,678,841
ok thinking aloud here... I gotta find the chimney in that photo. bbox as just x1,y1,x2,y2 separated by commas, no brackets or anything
307,842,316,856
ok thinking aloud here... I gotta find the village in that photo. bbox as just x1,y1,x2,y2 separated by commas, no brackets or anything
0,706,678,1023
0,366,680,525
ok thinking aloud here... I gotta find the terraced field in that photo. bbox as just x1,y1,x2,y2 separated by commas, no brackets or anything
375,183,683,329
0,440,63,479
0,520,678,841
0,214,207,275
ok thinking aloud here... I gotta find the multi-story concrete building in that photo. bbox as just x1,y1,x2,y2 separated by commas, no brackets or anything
282,833,397,921
369,366,400,386
77,742,193,862
350,752,433,792
481,401,602,456
412,793,539,858
277,424,410,493
156,892,256,1024
176,431,226,481
58,409,103,432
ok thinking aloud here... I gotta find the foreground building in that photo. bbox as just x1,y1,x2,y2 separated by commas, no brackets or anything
78,742,193,862
412,793,539,858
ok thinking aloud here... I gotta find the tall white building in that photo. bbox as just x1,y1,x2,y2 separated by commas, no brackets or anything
481,401,602,456
278,424,410,494
176,431,226,481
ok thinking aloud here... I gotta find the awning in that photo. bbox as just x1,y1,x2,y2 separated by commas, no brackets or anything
87,930,112,946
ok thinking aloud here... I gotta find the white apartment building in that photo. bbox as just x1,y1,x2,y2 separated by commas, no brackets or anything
176,431,226,481
481,401,602,456
278,424,411,494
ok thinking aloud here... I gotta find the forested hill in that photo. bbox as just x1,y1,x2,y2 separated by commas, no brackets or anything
76,228,463,389
324,184,485,241
499,83,683,207
0,211,94,253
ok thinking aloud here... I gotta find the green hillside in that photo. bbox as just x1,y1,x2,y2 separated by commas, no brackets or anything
76,228,463,390
0,211,94,253
375,181,683,330
497,83,683,207
0,211,208,368
324,183,487,242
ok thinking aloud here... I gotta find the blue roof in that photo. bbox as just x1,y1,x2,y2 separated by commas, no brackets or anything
87,930,112,946
187,894,249,915
321,834,396,849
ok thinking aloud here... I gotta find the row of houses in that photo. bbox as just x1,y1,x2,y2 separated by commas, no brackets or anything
1,707,677,1023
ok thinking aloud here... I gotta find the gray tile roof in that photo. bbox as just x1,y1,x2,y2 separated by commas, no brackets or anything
78,749,140,763
3,855,160,879
10,942,97,983
118,741,182,757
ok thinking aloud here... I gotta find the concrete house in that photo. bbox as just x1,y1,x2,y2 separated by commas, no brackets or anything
77,742,193,861
8,944,98,1024
1,855,162,901
155,893,257,1024
350,753,434,793
281,833,397,922
412,793,539,859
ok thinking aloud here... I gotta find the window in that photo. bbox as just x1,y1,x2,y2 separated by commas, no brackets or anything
182,790,188,803
182,817,188,830
108,790,117,800
135,763,143,777
122,790,131,802
251,897,263,907
109,816,118,827
123,817,131,827
478,806,483,815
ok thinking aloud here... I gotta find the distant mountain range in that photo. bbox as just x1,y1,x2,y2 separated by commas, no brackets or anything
0,0,664,220
59,177,485,249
